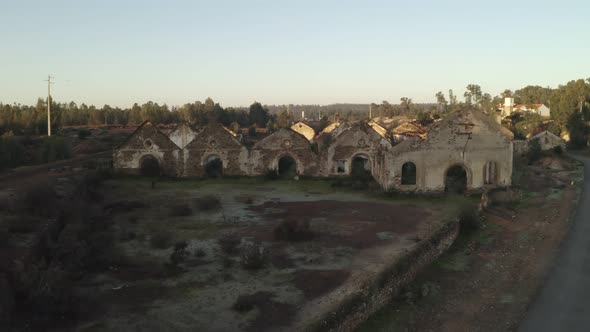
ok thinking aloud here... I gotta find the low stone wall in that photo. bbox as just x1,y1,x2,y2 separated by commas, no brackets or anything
304,220,460,332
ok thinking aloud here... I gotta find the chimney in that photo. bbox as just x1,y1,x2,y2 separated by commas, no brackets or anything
503,97,514,117
335,113,340,123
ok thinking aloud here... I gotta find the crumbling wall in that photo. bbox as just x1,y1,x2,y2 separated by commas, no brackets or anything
113,121,181,176
183,124,248,177
387,111,513,192
322,122,392,187
302,220,460,332
250,128,319,176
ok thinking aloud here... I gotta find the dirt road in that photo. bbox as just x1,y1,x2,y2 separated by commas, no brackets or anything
519,154,590,332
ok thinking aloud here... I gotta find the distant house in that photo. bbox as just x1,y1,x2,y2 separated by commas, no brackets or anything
514,104,550,117
530,130,566,151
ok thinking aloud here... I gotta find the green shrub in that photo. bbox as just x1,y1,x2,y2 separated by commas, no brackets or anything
218,232,240,255
0,136,26,169
273,219,313,241
195,195,221,211
150,231,173,249
39,136,71,163
240,241,268,270
77,129,91,139
170,241,189,266
527,138,542,164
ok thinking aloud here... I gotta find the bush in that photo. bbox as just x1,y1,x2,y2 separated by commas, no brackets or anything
527,138,542,163
0,136,26,170
240,240,268,270
273,219,313,241
218,232,240,255
169,203,192,217
195,195,221,211
264,168,279,180
77,129,91,139
553,145,563,155
194,247,206,258
150,231,173,249
170,241,189,266
39,136,71,163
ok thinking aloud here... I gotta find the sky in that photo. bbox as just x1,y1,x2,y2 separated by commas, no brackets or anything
1,0,589,108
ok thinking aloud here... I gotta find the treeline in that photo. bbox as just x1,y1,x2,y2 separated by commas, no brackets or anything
0,98,263,136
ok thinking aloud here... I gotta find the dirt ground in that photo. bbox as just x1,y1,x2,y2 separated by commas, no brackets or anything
62,178,458,332
358,155,584,332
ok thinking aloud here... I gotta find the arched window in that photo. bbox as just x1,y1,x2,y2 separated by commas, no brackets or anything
483,161,497,185
401,162,417,185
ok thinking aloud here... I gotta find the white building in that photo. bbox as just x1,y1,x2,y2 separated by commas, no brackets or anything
514,103,551,117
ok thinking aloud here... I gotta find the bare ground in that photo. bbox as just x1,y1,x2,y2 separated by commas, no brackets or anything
358,156,583,332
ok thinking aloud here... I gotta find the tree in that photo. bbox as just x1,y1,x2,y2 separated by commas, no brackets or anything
501,89,513,98
448,90,458,111
435,91,447,112
400,97,412,114
276,110,291,129
248,102,269,128
464,84,482,107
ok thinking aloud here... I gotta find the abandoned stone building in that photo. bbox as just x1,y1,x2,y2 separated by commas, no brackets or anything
113,109,514,192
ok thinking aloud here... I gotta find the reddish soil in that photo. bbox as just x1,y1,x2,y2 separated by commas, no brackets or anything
248,200,429,248
293,269,352,300
360,158,580,332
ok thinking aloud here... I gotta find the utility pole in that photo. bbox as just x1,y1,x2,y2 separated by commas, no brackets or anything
44,75,54,136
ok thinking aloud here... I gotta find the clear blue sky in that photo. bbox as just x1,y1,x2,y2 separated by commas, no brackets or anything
1,0,589,108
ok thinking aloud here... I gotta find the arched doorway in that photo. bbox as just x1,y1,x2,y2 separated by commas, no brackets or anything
445,164,467,194
140,155,160,177
278,155,297,178
401,162,417,185
205,155,223,178
483,161,497,185
351,155,371,180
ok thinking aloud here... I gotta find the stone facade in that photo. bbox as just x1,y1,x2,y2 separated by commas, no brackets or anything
251,128,319,176
113,110,515,192
387,110,514,192
113,121,181,176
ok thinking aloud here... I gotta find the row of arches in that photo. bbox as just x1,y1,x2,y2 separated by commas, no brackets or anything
139,154,301,179
399,161,498,193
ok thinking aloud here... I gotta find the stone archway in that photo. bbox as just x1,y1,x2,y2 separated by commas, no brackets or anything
278,155,297,178
205,155,223,178
351,154,371,180
445,164,468,194
140,155,160,177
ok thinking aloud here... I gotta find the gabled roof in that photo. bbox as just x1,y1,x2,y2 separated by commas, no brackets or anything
392,122,427,139
290,121,315,141
368,121,388,139
116,120,181,150
252,128,311,149
320,122,342,135
429,109,514,141
514,104,546,110
530,130,565,142
185,123,244,150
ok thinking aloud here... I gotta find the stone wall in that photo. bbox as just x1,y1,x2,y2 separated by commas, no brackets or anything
251,128,319,176
113,110,515,192
184,124,248,177
388,111,513,192
304,220,460,332
113,121,181,177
